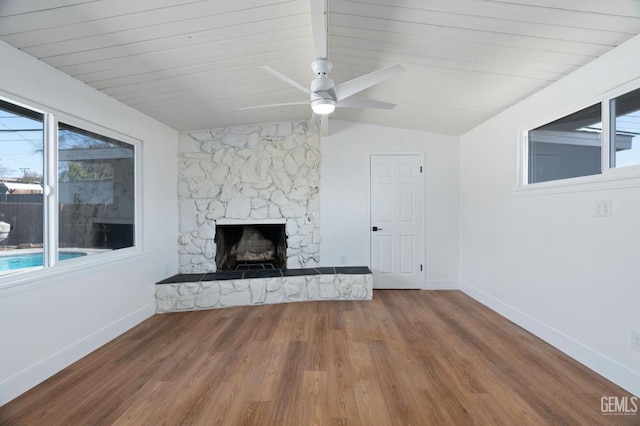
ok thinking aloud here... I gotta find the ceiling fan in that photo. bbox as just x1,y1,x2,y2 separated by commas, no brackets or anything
240,0,404,136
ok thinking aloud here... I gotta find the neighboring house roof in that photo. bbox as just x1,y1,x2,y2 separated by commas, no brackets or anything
1,182,43,194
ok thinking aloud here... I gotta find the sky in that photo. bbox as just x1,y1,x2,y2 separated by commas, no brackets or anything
0,112,44,178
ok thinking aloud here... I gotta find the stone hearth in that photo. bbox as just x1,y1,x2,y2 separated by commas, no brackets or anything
155,266,373,312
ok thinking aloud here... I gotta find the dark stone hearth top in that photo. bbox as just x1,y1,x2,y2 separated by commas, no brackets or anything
156,266,372,284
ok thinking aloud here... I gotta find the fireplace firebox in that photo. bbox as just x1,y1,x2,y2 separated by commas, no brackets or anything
215,223,287,271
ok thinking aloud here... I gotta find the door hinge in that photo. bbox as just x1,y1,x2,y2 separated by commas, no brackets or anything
420,264,423,271
420,166,423,173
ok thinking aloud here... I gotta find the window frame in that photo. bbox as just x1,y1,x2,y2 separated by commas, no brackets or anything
518,78,640,193
0,93,142,289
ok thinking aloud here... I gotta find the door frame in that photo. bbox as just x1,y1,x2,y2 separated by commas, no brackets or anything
367,151,426,289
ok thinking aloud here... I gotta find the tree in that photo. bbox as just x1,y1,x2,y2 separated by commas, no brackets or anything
59,162,111,182
58,129,115,182
0,160,10,178
19,170,43,184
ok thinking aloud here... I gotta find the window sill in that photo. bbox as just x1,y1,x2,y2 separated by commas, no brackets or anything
0,248,148,298
515,167,640,196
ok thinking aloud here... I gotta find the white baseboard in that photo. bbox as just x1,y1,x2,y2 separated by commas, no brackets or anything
0,303,155,406
423,280,459,290
459,281,640,397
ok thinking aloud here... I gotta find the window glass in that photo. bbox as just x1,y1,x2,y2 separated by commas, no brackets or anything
58,123,135,257
528,103,602,184
0,100,45,273
610,87,640,168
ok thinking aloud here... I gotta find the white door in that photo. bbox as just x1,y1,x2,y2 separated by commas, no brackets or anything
370,154,423,289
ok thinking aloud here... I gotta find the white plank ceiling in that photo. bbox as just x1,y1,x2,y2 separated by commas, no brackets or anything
1,0,640,135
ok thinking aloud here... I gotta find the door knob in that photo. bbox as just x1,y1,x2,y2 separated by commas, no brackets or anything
372,226,383,231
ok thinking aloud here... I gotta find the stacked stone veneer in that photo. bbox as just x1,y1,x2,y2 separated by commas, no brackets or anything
156,273,373,313
178,121,320,273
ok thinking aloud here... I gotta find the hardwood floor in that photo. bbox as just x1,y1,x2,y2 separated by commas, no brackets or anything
0,290,635,425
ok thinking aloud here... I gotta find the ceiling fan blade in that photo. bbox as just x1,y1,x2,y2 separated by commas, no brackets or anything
337,97,396,110
258,66,312,95
309,0,328,59
310,113,328,136
239,100,308,111
320,114,329,137
335,64,404,102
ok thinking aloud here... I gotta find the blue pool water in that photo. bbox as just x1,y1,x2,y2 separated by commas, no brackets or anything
0,252,87,271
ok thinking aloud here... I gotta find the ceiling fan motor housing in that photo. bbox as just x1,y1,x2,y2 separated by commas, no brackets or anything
310,59,336,102
311,59,332,76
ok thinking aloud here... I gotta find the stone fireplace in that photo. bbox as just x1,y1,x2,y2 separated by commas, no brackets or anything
178,121,320,273
215,220,287,270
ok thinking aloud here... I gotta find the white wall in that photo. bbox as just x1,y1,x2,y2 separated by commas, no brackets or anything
460,35,640,396
0,41,179,405
320,120,459,288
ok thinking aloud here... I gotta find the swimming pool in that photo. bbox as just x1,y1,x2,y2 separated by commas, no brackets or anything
0,251,87,271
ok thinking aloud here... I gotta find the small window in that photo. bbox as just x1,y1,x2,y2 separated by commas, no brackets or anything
524,82,640,188
610,87,640,169
528,103,602,184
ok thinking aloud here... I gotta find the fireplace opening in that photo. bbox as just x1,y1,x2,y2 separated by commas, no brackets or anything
215,224,287,271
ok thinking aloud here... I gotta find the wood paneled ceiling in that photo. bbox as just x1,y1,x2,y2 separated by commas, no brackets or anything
1,0,640,135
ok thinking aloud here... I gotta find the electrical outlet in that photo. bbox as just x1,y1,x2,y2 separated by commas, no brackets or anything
632,330,640,352
339,254,347,265
595,200,612,217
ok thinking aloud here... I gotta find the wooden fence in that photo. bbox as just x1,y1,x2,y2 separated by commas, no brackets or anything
0,202,44,247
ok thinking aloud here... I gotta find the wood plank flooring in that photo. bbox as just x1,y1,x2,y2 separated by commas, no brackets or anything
0,290,636,425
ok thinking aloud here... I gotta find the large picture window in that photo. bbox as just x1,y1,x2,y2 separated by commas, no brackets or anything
0,100,45,273
0,97,137,275
524,83,640,186
58,123,135,256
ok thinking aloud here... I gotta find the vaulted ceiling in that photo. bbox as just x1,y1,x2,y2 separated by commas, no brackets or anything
1,0,640,135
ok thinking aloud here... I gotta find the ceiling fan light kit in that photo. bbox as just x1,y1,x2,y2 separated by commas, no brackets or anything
311,98,336,115
241,0,404,134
